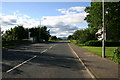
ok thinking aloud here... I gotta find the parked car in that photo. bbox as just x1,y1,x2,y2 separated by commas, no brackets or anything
39,39,45,43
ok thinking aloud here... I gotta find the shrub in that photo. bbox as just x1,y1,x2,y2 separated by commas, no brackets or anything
112,48,120,64
85,40,102,46
85,40,120,46
106,40,120,47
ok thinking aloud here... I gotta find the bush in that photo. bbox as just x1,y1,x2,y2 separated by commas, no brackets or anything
112,48,120,64
106,40,120,47
2,40,32,48
85,40,120,46
85,40,102,46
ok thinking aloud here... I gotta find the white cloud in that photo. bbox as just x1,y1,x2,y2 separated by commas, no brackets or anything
69,7,85,12
42,12,87,26
42,7,87,37
1,6,88,37
1,13,40,31
56,6,85,15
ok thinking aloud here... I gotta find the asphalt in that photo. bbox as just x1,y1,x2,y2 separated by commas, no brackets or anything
2,41,92,78
69,43,119,79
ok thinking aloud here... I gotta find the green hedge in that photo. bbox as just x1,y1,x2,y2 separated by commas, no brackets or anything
85,40,120,46
2,40,32,48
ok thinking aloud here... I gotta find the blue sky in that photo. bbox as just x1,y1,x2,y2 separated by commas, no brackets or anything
1,2,91,37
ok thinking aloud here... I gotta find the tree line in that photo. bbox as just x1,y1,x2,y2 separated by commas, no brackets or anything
2,25,50,42
68,2,120,43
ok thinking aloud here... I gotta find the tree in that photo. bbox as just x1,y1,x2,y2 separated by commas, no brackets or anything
85,2,120,40
67,35,73,40
50,36,57,40
29,26,50,42
40,26,50,41
72,28,95,43
12,25,28,40
85,2,102,29
2,29,13,41
2,25,50,42
57,38,62,40
104,2,120,40
2,25,28,41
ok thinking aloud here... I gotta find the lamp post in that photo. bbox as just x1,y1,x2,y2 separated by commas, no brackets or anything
39,18,46,42
102,0,105,58
28,32,31,40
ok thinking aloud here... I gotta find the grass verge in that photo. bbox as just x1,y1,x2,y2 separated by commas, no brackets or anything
69,40,118,62
81,46,117,59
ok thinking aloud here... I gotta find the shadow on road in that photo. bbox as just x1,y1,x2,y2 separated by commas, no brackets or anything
49,41,70,44
2,41,85,75
31,52,86,71
2,49,85,74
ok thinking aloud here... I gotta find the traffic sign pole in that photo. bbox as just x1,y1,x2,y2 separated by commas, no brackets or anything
102,0,105,58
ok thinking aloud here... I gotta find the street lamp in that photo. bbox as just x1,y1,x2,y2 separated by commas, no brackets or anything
102,0,105,58
39,18,47,42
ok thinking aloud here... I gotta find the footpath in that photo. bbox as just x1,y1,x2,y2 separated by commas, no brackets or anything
69,43,119,79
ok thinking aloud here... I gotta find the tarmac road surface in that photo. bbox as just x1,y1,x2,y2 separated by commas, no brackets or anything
2,41,92,78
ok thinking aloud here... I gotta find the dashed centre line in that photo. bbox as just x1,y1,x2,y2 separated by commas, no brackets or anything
41,49,48,54
49,46,53,49
49,44,57,49
6,44,57,73
6,55,37,73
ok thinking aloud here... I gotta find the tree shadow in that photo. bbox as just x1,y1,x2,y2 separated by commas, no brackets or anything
2,63,23,75
2,41,86,74
30,52,86,71
49,41,70,44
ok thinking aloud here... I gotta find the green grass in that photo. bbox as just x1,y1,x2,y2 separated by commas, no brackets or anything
81,46,117,59
70,40,119,63
48,40,56,42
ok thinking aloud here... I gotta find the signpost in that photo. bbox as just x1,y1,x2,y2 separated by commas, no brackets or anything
39,18,47,42
102,0,105,58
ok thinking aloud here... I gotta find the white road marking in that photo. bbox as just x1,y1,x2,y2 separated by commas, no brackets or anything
6,55,37,73
53,44,57,46
6,47,49,73
49,46,53,49
6,44,57,73
49,44,57,49
41,49,47,54
68,43,95,79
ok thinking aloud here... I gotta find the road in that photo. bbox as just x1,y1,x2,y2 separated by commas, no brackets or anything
2,41,91,78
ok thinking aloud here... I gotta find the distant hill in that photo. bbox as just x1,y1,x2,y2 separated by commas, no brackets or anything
58,37,67,40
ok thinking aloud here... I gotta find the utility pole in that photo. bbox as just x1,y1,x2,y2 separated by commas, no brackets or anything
28,32,31,40
102,0,105,58
39,18,46,42
39,20,41,42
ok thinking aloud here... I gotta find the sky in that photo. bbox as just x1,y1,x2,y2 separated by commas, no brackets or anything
0,2,91,37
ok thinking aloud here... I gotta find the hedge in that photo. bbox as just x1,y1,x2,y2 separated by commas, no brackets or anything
85,40,120,46
2,40,32,48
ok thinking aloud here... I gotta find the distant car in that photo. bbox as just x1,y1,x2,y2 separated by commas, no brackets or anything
39,39,45,43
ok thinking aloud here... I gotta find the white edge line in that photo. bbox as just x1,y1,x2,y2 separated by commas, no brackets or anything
6,55,37,73
68,43,96,79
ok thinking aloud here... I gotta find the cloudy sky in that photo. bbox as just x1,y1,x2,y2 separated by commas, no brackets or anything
1,2,90,37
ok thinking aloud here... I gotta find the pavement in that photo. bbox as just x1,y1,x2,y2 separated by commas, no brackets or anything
69,43,119,79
